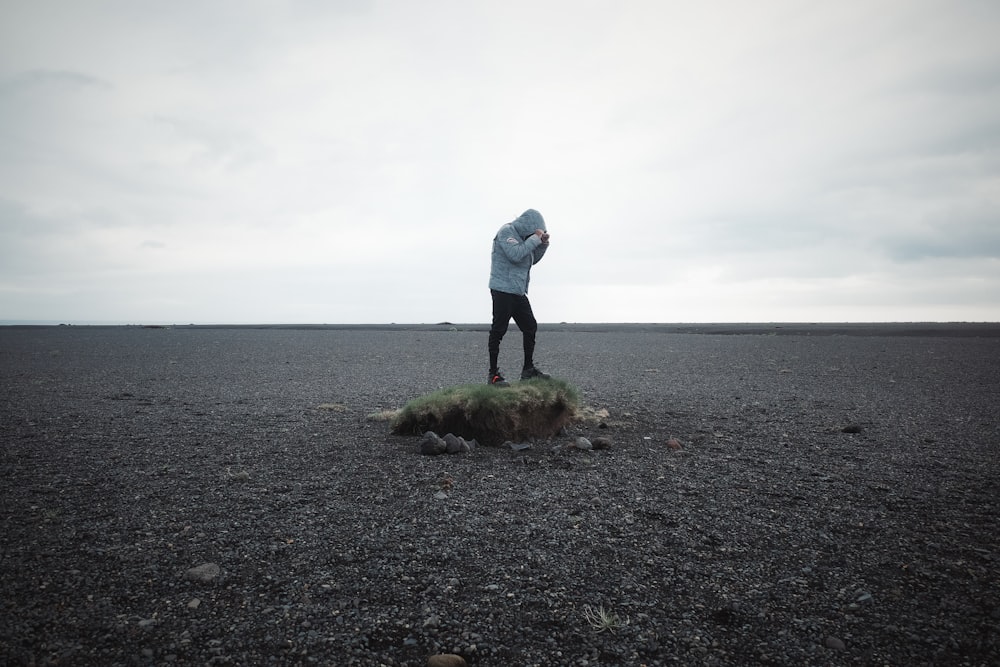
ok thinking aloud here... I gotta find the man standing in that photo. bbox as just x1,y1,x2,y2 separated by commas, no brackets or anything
487,209,551,386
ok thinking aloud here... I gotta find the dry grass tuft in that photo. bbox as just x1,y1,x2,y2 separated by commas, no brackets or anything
582,604,630,633
366,409,400,422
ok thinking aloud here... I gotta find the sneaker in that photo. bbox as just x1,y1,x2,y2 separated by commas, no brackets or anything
520,366,551,380
488,371,510,387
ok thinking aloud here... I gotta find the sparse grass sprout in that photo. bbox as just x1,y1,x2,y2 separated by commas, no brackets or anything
582,604,630,633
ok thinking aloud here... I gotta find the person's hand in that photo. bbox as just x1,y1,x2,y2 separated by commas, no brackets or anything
535,229,550,243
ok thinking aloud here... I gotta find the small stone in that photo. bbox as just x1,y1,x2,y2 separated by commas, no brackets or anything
422,614,441,629
184,563,220,583
427,654,467,667
591,436,612,450
666,438,682,450
842,424,863,434
574,437,593,450
825,636,846,650
419,431,447,455
443,433,461,454
433,491,448,500
187,598,201,609
138,619,156,629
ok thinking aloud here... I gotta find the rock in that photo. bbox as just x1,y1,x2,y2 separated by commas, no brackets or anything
825,636,846,650
591,436,612,450
419,431,447,455
184,563,220,583
443,433,463,454
187,598,201,609
433,491,448,500
574,437,593,450
666,438,682,450
428,655,467,667
842,424,863,434
506,441,531,451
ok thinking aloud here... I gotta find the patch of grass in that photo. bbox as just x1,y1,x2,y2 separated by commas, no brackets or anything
366,409,399,422
391,377,580,446
582,604,630,633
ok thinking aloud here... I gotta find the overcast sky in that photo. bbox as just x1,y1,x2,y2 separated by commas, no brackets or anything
1,0,998,324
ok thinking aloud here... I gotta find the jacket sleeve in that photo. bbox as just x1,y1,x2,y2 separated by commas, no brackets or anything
497,225,543,263
531,242,548,265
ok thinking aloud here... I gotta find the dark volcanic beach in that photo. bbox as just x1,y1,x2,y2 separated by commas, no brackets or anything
1,324,998,666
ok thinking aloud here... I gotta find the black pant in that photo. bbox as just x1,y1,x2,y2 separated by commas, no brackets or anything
488,289,537,374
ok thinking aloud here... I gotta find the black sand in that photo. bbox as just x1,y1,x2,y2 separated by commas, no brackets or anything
1,324,998,666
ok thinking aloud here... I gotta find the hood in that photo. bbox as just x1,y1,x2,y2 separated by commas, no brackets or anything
511,209,545,238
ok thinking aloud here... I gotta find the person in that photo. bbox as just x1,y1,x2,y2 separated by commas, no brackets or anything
487,208,551,386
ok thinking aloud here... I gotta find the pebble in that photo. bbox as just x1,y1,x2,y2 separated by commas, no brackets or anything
184,563,220,583
574,436,593,450
427,654,467,667
187,598,201,609
666,438,683,450
591,436,612,449
825,636,846,650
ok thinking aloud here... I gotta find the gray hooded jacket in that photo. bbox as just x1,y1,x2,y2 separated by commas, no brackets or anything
489,209,548,295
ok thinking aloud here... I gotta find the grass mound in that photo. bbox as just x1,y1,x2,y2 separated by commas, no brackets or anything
391,378,581,446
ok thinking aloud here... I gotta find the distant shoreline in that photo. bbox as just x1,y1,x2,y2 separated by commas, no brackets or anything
3,322,1000,337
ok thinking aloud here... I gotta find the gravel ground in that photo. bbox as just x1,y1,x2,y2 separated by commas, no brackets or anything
1,324,998,667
